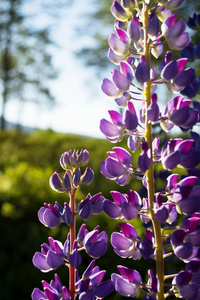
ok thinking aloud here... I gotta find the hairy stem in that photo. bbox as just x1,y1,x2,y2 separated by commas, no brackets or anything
143,3,164,300
69,187,76,300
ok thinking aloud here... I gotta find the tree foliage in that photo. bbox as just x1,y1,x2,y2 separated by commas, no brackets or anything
0,0,57,130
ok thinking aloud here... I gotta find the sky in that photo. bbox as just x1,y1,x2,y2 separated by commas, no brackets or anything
4,0,116,138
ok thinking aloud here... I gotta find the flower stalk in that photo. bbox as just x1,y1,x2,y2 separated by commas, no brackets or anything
69,187,76,300
143,3,164,299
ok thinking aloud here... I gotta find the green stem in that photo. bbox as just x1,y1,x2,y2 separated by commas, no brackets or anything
69,188,76,300
143,3,164,300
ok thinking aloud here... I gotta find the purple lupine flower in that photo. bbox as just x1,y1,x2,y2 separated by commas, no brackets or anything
103,190,142,220
127,135,140,152
31,274,71,300
147,270,159,294
162,14,190,50
171,176,200,215
147,93,160,123
172,270,200,299
135,57,150,84
151,33,163,58
181,43,195,62
187,13,200,30
148,12,160,38
49,171,70,192
161,138,200,170
114,91,131,107
100,110,125,142
152,137,161,163
153,193,169,223
140,229,154,259
108,28,131,58
111,222,141,259
80,166,94,186
100,147,132,185
127,16,141,43
33,237,65,272
171,229,198,262
160,0,184,10
79,260,114,299
159,52,195,93
124,101,138,131
181,76,200,98
111,0,132,22
78,193,104,220
111,265,142,297
83,226,108,259
138,142,151,172
60,149,90,170
38,202,73,229
68,240,82,268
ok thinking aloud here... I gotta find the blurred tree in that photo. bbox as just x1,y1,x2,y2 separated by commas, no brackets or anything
0,0,57,130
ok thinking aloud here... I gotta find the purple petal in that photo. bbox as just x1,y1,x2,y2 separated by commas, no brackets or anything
113,147,132,165
46,250,63,269
92,195,104,214
186,230,200,247
111,0,132,22
170,32,191,50
147,102,160,122
170,106,190,126
124,110,138,130
38,207,46,226
174,242,193,260
171,229,186,247
100,119,121,138
103,199,121,219
105,157,127,177
161,59,178,80
112,273,137,297
69,249,82,268
180,150,200,169
119,222,137,240
81,167,94,185
108,33,129,54
44,288,59,300
86,239,107,259
128,16,141,43
108,48,127,64
49,172,64,193
166,18,185,40
100,161,114,179
108,110,123,126
95,280,114,298
174,68,195,87
120,61,134,82
121,202,138,220
33,252,51,272
135,62,150,83
43,209,61,229
118,266,142,285
180,109,199,129
31,288,47,300
115,91,131,107
138,152,151,172
101,78,120,97
112,69,130,90
79,200,92,221
111,232,132,250
161,151,180,170
63,203,73,226
90,270,106,286
79,289,94,300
